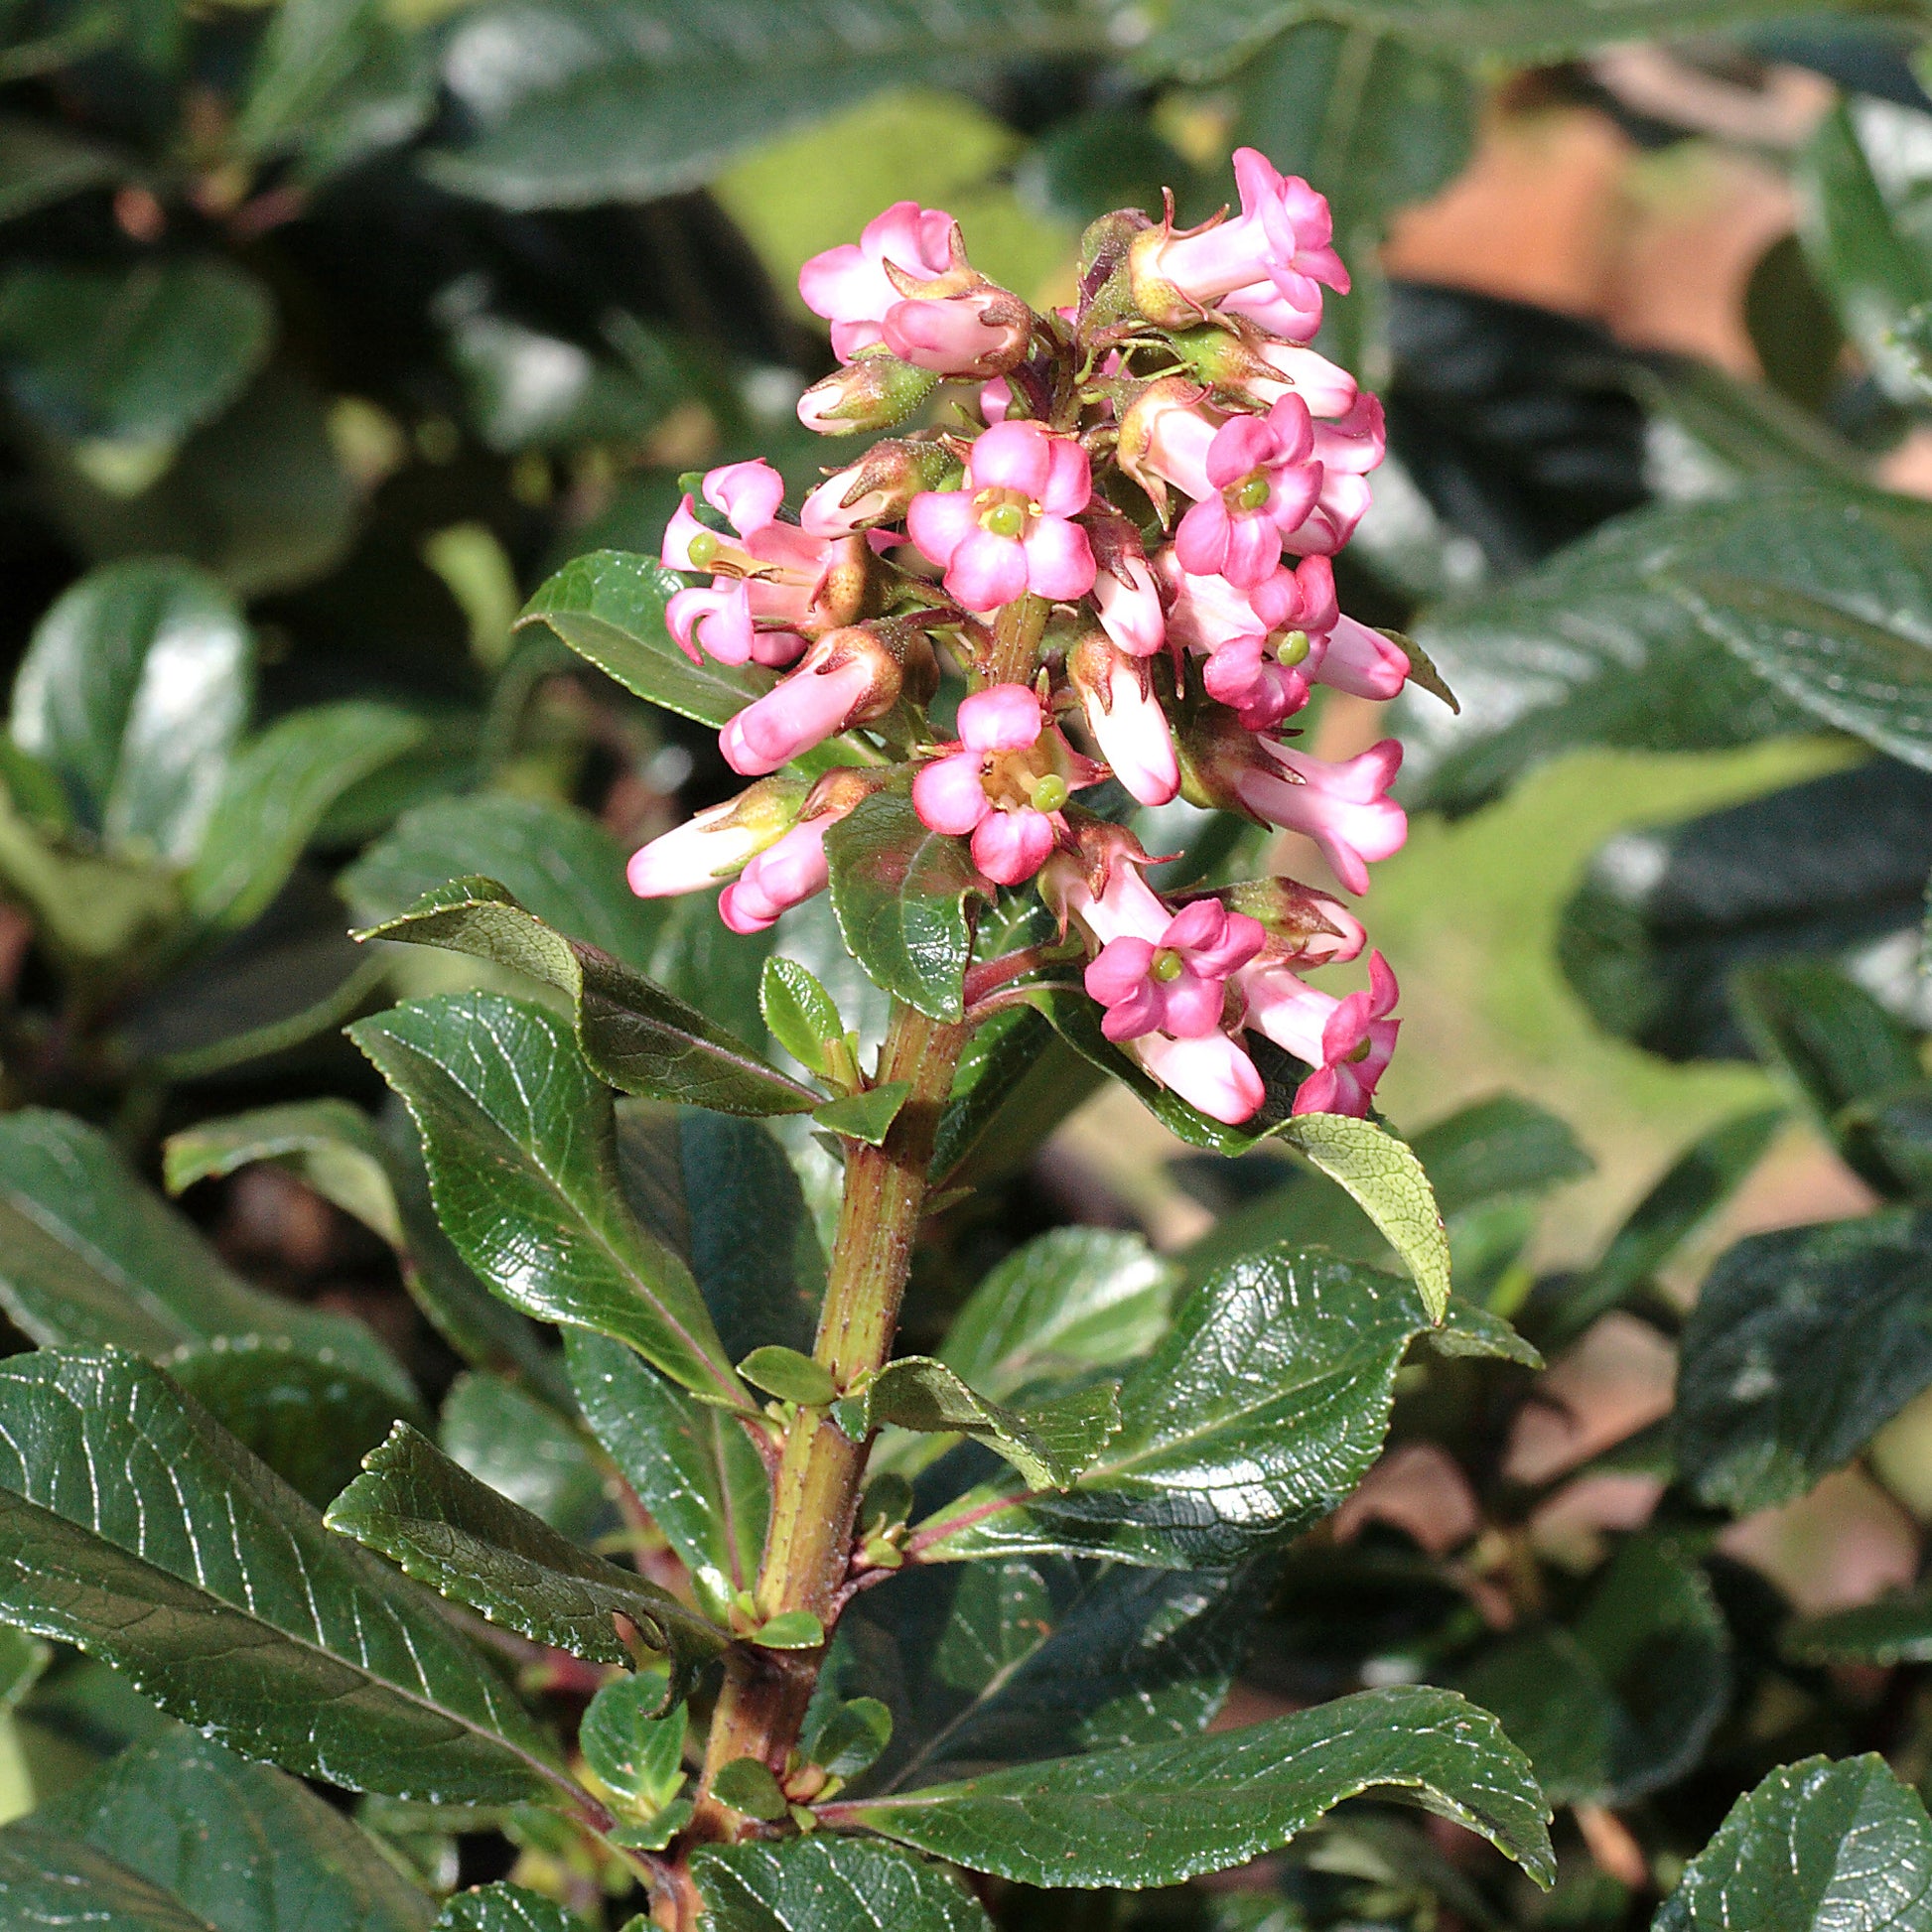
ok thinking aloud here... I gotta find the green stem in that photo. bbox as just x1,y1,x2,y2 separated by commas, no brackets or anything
675,594,1050,1893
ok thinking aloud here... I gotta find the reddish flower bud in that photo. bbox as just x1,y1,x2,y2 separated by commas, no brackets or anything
720,623,925,776
625,774,810,898
1065,631,1179,808
796,348,939,436
800,439,960,536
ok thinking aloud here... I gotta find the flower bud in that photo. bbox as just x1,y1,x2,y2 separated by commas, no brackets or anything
1163,326,1357,420
1133,1030,1266,1125
625,774,810,898
1195,877,1366,965
1114,375,1217,521
882,282,1034,379
800,439,960,536
720,623,929,777
796,348,939,436
1066,631,1179,808
716,768,886,933
1083,503,1165,657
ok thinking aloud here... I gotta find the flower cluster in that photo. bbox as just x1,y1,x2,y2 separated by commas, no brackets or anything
626,152,1437,1125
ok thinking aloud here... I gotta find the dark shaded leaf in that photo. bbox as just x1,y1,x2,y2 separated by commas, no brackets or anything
1786,1588,1932,1666
440,1371,608,1543
0,1822,220,1930
438,1884,578,1932
826,1683,1552,1888
693,1838,992,1932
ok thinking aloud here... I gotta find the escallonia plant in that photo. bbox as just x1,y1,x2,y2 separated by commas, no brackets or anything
0,166,1554,1932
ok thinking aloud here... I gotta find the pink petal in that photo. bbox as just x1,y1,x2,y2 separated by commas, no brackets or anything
1263,463,1322,539
749,628,807,668
1291,1066,1341,1116
1263,392,1315,462
718,883,776,934
1021,514,1096,601
1162,899,1226,951
868,200,952,280
1085,935,1157,1005
720,656,874,777
1094,556,1165,657
1317,616,1409,700
1220,512,1284,590
946,527,1031,612
732,820,832,924
1157,971,1225,1038
1367,949,1399,1020
1204,413,1277,491
884,293,1024,374
1137,1031,1266,1125
905,488,978,571
1173,498,1232,578
957,682,1042,753
705,459,784,535
661,496,713,572
912,753,992,835
968,419,1053,496
666,583,750,666
971,807,1055,885
1100,984,1163,1041
980,377,1012,421
1192,910,1267,979
1037,433,1092,518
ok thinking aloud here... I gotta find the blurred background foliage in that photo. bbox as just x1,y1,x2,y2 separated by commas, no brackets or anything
15,0,1932,1925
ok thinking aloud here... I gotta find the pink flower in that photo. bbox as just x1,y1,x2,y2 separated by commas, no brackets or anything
798,202,1031,377
1085,898,1264,1042
626,776,806,898
1039,836,1171,948
662,459,863,667
719,626,904,777
1241,951,1400,1117
1116,378,1220,517
1173,396,1323,588
1134,1031,1267,1125
718,819,834,933
1093,548,1166,657
911,683,1095,886
1319,615,1410,701
1227,739,1408,897
1160,552,1339,731
906,421,1096,612
1066,633,1178,807
1294,395,1386,556
1129,149,1348,342
799,202,957,361
1245,342,1358,418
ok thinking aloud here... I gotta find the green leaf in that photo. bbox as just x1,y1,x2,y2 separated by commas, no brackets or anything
1275,1113,1452,1320
1539,1106,1784,1348
0,1627,48,1713
516,552,773,727
740,1346,837,1408
1798,100,1932,404
750,1612,824,1651
356,878,818,1118
939,1227,1178,1400
761,955,851,1082
1457,1536,1728,1806
693,1839,993,1932
440,1371,608,1543
834,1557,1266,1789
0,114,117,222
326,1421,728,1676
0,1347,574,1806
37,1727,435,1932
840,1359,1119,1490
930,1008,1101,1187
1654,1753,1932,1931
427,3,1112,211
0,1821,225,1930
581,1667,686,1810
567,1331,769,1624
0,259,274,454
825,784,986,1023
11,558,251,861
438,1884,579,1932
812,1082,909,1147
800,1698,892,1779
345,792,666,972
1786,1587,1932,1667
184,702,424,933
1730,962,1924,1196
713,1758,788,1822
910,1249,1439,1568
350,992,747,1406
826,1683,1552,1888
1674,1209,1932,1513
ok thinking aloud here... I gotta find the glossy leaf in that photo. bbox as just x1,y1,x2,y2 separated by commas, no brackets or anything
440,1371,608,1543
581,1667,686,1809
813,1082,909,1147
0,1347,573,1806
0,259,274,451
910,1250,1441,1568
438,1885,577,1932
327,1422,728,1677
938,1227,1178,1400
693,1839,993,1932
1786,1588,1932,1667
741,1345,837,1408
761,955,851,1082
836,1556,1267,1790
184,701,424,933
0,1823,222,1930
827,1683,1553,1888
567,1330,769,1624
349,992,747,1405
355,878,817,1118
1675,1209,1932,1512
826,785,986,1023
11,557,250,862
345,792,665,972
516,552,771,727
1654,1753,1932,1931
839,1358,1120,1490
38,1727,435,1932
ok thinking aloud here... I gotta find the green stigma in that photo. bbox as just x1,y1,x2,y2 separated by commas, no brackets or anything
1029,772,1069,812
1232,473,1272,511
1151,947,1185,983
1346,1036,1373,1063
1275,627,1311,666
686,528,720,569
980,500,1027,539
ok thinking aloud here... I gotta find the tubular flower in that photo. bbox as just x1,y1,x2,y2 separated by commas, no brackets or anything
1240,950,1400,1116
906,420,1096,612
1127,148,1349,341
1135,1030,1268,1125
1211,876,1367,967
662,459,867,666
1159,552,1342,731
795,348,939,435
625,774,809,899
1231,737,1407,897
1085,898,1265,1042
1173,395,1323,588
720,624,923,777
799,201,1031,378
1295,394,1387,556
912,684,1097,886
1166,327,1358,419
801,439,959,536
717,771,880,934
1066,632,1178,807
